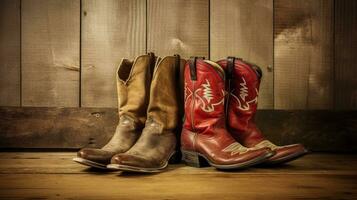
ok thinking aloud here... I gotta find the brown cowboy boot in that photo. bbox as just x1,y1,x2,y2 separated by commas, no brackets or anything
217,57,308,165
108,55,185,173
73,53,157,169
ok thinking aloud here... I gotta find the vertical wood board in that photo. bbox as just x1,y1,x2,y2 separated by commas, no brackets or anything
274,0,334,109
210,0,274,108
334,0,357,110
21,0,80,107
147,0,209,58
81,0,146,107
0,0,20,106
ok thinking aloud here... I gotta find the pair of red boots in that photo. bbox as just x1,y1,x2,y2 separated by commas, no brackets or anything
181,57,308,169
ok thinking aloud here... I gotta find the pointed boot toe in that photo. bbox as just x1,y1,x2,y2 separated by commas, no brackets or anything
181,58,276,170
73,53,157,170
73,148,115,169
108,153,166,173
266,144,308,165
108,55,184,173
240,147,275,163
217,57,307,166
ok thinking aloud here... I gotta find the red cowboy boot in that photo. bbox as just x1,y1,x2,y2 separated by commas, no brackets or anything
217,57,308,165
181,57,274,170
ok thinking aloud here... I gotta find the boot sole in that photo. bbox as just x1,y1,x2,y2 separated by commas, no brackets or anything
264,149,309,165
107,162,168,173
182,149,275,170
73,157,113,170
106,151,176,173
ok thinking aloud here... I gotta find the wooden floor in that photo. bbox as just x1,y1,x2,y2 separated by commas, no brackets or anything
0,153,356,200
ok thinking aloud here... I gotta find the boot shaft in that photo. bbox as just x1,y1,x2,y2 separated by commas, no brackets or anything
116,53,157,126
217,57,264,146
146,55,185,132
183,57,226,133
218,57,261,114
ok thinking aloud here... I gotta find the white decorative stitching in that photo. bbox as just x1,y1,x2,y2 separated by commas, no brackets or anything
184,82,193,106
231,77,259,111
239,77,249,102
196,79,224,113
222,142,249,155
202,79,213,103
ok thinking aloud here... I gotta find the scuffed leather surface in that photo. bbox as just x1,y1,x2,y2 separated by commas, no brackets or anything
77,148,116,165
181,59,270,165
217,58,307,162
111,121,177,168
217,59,265,147
111,56,185,169
117,55,155,126
77,54,156,165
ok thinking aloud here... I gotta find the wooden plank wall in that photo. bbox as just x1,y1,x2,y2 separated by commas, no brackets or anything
1,107,356,152
0,0,20,106
0,0,356,150
211,0,274,109
335,0,357,110
147,0,209,58
21,0,80,107
0,0,356,109
274,0,334,109
81,0,146,107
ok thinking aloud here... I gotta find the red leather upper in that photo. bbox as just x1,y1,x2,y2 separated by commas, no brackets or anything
217,59,265,147
181,59,270,165
183,59,225,134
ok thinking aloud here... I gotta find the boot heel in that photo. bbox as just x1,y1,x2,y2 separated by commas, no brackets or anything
181,150,208,168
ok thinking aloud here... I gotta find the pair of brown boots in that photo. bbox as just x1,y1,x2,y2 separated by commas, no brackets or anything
73,53,185,172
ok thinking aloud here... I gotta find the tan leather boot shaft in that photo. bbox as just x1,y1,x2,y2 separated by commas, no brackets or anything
75,53,157,168
109,55,186,172
147,55,185,132
101,53,157,152
117,54,156,126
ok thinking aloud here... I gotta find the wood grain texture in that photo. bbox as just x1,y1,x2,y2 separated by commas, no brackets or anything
0,153,356,175
210,0,273,109
1,107,356,152
274,0,334,109
0,107,118,149
0,174,355,200
21,0,80,107
147,0,209,58
0,0,20,106
81,0,146,107
335,0,357,110
0,153,356,199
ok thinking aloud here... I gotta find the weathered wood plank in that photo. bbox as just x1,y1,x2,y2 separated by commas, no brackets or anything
21,0,80,107
0,153,356,175
147,0,209,58
0,107,118,149
81,0,146,107
0,173,356,199
274,0,334,109
210,0,273,109
335,0,357,110
0,107,356,152
0,153,356,199
0,0,20,106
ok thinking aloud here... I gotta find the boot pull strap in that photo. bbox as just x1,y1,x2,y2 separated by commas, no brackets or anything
148,52,156,75
174,54,182,100
227,56,236,80
188,56,205,81
251,64,263,80
174,54,181,69
175,54,185,128
189,57,197,80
